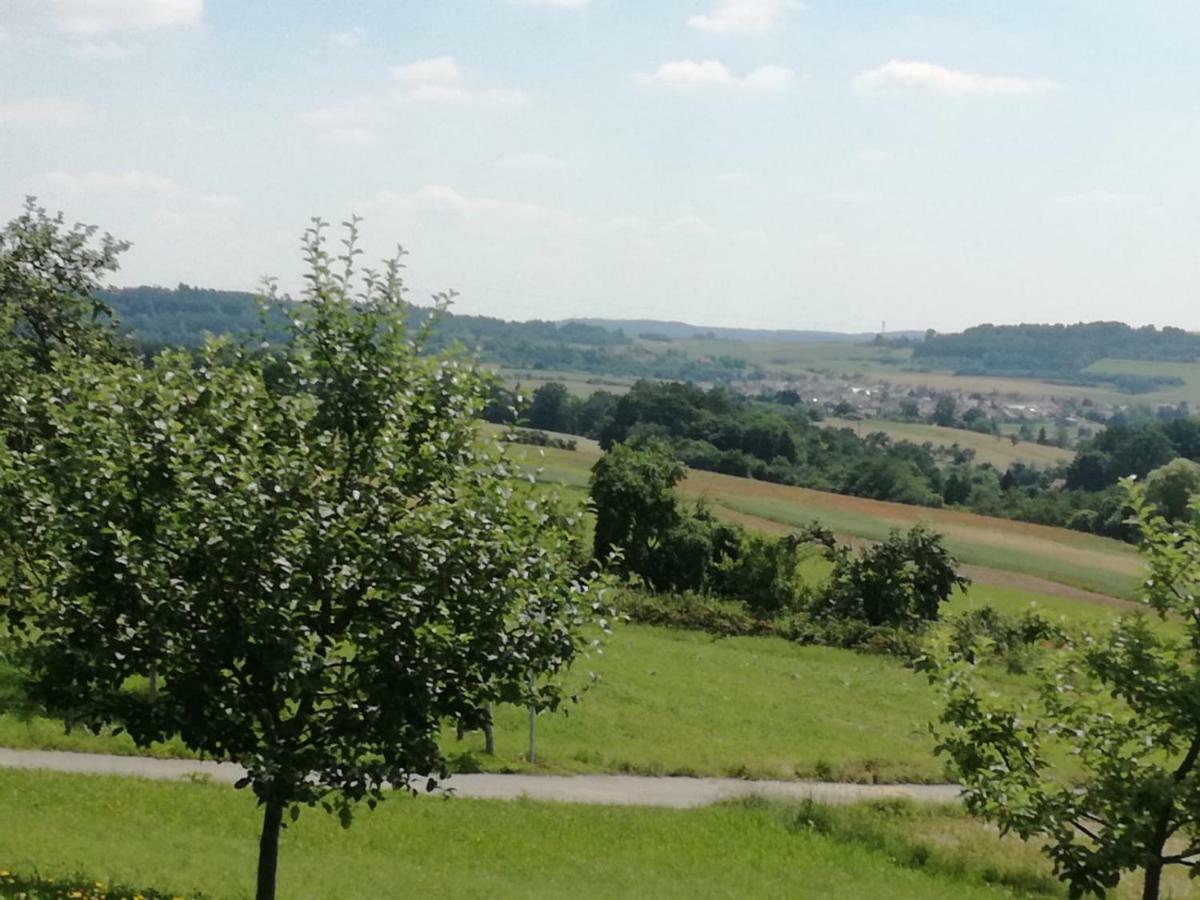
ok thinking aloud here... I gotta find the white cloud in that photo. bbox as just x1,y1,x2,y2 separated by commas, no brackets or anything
391,56,463,84
329,26,364,49
0,97,94,125
369,185,572,227
687,0,799,35
300,98,385,130
855,148,890,164
72,39,130,59
852,60,1059,97
320,127,376,145
509,0,590,8
51,0,203,35
665,215,717,238
496,152,567,170
1052,190,1150,208
829,190,883,205
46,169,184,196
387,56,526,106
45,169,238,228
635,60,794,93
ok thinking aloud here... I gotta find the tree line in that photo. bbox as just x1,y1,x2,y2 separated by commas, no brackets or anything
504,379,1200,541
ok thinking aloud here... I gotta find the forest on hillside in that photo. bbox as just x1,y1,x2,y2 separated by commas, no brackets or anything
100,285,758,382
912,322,1198,390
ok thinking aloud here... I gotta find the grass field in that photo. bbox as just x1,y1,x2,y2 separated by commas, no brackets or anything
0,769,1090,899
495,436,1143,599
821,418,1075,469
3,769,1185,899
1084,357,1200,405
2,589,1154,784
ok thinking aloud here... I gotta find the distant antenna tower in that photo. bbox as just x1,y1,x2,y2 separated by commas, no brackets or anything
881,320,887,335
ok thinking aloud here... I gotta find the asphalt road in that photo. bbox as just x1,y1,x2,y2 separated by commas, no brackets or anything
0,747,962,809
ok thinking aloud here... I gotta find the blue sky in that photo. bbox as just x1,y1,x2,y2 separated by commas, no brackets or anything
2,0,1198,331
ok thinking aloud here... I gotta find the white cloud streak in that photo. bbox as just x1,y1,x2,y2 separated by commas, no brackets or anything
51,0,203,35
687,0,798,35
635,60,794,93
329,26,365,49
509,0,590,8
0,97,95,125
853,60,1060,97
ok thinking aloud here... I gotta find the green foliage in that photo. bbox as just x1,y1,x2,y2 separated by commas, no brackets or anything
0,217,607,900
913,321,1200,384
612,590,764,637
525,381,573,432
928,481,1200,899
801,524,970,629
500,427,577,451
1143,457,1200,522
590,439,686,586
0,198,128,376
0,869,198,900
946,606,1067,673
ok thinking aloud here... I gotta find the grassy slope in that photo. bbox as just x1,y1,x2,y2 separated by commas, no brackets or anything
821,417,1075,469
3,596,1142,783
497,437,1143,598
0,769,1070,900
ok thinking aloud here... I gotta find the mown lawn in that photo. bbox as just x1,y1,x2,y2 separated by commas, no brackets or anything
0,625,944,781
0,769,1073,900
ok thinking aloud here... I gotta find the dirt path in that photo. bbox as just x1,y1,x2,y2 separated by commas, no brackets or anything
0,747,962,808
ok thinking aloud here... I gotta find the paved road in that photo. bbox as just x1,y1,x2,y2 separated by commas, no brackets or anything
0,747,960,809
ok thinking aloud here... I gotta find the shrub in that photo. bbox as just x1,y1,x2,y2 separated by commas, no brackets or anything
500,427,577,451
614,591,764,637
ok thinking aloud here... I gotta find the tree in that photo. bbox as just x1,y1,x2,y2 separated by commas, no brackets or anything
1,220,606,900
589,439,685,583
526,381,573,433
928,481,1200,899
931,394,958,428
0,197,128,377
800,524,969,628
1144,457,1200,523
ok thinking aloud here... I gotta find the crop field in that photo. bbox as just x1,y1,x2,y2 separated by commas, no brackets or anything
493,436,1143,599
2,768,1121,900
821,418,1075,469
630,338,1164,404
496,367,635,398
1083,357,1200,405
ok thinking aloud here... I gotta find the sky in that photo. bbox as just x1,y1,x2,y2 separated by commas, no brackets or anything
2,0,1199,333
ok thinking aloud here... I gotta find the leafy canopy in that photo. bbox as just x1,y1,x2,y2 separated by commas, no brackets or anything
0,216,608,899
928,482,1200,899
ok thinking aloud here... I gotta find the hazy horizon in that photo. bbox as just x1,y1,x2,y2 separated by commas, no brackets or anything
4,0,1200,333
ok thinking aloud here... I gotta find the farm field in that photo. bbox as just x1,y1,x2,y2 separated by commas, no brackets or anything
1083,357,1200,405
630,338,1183,405
495,437,1143,599
0,768,1097,900
821,417,1075,468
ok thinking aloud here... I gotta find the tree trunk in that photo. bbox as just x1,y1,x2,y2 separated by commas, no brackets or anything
256,799,284,900
1142,862,1162,900
484,703,495,756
